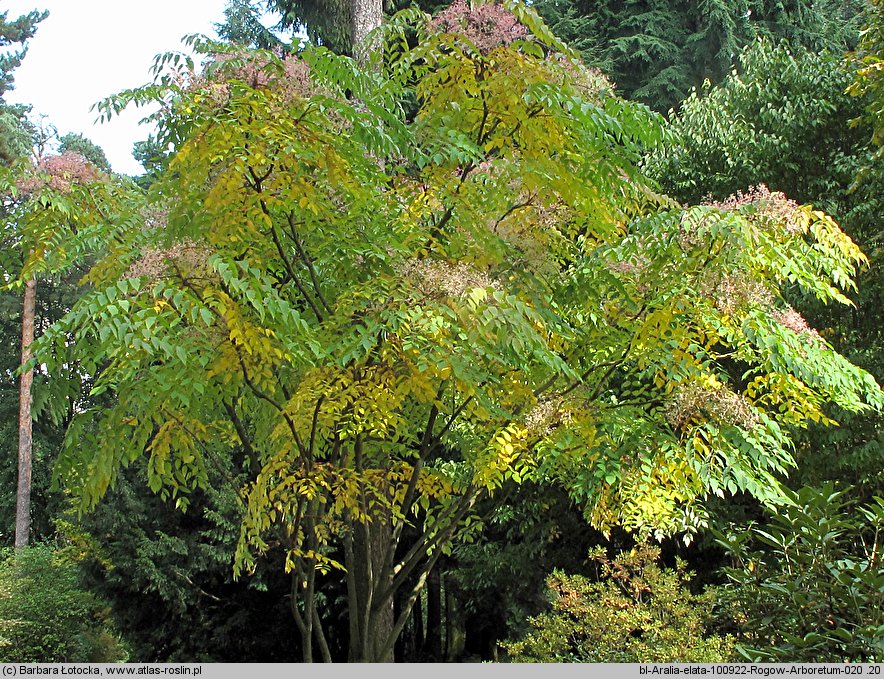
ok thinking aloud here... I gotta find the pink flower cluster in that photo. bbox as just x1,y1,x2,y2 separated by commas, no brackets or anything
709,185,804,235
16,152,99,196
200,51,313,106
430,0,529,54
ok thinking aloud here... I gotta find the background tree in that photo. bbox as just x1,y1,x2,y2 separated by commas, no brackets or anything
0,7,46,166
72,459,300,661
216,0,285,50
0,152,134,548
0,8,47,98
0,543,128,662
261,0,864,110
532,0,864,111
715,485,884,661
849,0,884,184
57,133,112,174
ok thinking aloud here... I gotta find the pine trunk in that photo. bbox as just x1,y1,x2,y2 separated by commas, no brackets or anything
350,0,383,66
15,276,36,550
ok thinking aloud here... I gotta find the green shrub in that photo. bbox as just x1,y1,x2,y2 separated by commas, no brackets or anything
502,544,735,662
0,543,128,662
715,484,884,662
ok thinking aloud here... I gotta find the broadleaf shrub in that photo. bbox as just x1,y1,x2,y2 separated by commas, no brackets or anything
0,544,128,662
715,484,884,662
502,544,735,662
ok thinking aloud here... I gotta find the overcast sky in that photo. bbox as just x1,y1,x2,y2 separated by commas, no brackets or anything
3,1,234,175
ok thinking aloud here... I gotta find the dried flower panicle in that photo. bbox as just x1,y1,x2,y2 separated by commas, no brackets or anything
665,382,759,432
698,271,773,314
524,396,572,435
430,0,529,54
141,205,170,231
399,259,498,299
772,306,823,344
708,185,804,235
547,53,613,103
124,239,213,282
16,152,100,196
491,192,567,263
607,257,648,278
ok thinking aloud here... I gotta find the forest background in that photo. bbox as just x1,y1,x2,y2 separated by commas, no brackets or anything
0,0,882,663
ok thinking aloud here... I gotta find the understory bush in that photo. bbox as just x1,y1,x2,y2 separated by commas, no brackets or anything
502,544,735,662
715,484,884,662
0,543,128,662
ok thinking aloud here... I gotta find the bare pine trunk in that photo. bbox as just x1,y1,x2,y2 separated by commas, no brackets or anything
350,0,383,66
15,276,36,550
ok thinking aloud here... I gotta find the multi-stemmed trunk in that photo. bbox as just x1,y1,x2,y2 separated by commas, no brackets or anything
287,0,463,659
346,516,395,662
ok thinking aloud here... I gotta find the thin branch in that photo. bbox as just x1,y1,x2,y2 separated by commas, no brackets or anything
387,396,442,574
384,486,480,604
286,213,332,314
307,396,324,470
378,487,481,660
229,338,308,459
289,571,310,662
343,530,362,660
313,606,332,663
437,395,473,439
247,164,275,189
223,400,261,476
491,195,535,233
268,218,324,321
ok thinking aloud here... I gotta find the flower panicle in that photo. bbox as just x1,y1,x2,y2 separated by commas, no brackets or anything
430,0,529,54
16,152,100,196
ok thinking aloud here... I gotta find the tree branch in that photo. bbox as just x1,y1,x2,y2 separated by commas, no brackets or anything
223,400,261,476
286,212,332,314
268,218,325,321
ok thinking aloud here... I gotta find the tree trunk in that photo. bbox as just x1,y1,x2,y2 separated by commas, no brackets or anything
423,567,442,661
350,0,383,66
353,516,394,661
15,276,36,550
445,575,465,661
412,587,424,655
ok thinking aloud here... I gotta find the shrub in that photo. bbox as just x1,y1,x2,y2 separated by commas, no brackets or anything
715,484,884,662
0,543,128,662
502,544,735,662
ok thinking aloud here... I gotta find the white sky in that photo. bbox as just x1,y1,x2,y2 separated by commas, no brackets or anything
3,1,233,175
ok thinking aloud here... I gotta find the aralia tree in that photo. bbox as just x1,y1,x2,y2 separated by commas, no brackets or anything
41,1,881,661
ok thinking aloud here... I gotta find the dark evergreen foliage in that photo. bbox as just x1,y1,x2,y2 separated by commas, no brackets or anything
58,133,112,174
532,0,865,111
0,8,47,99
216,0,285,50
